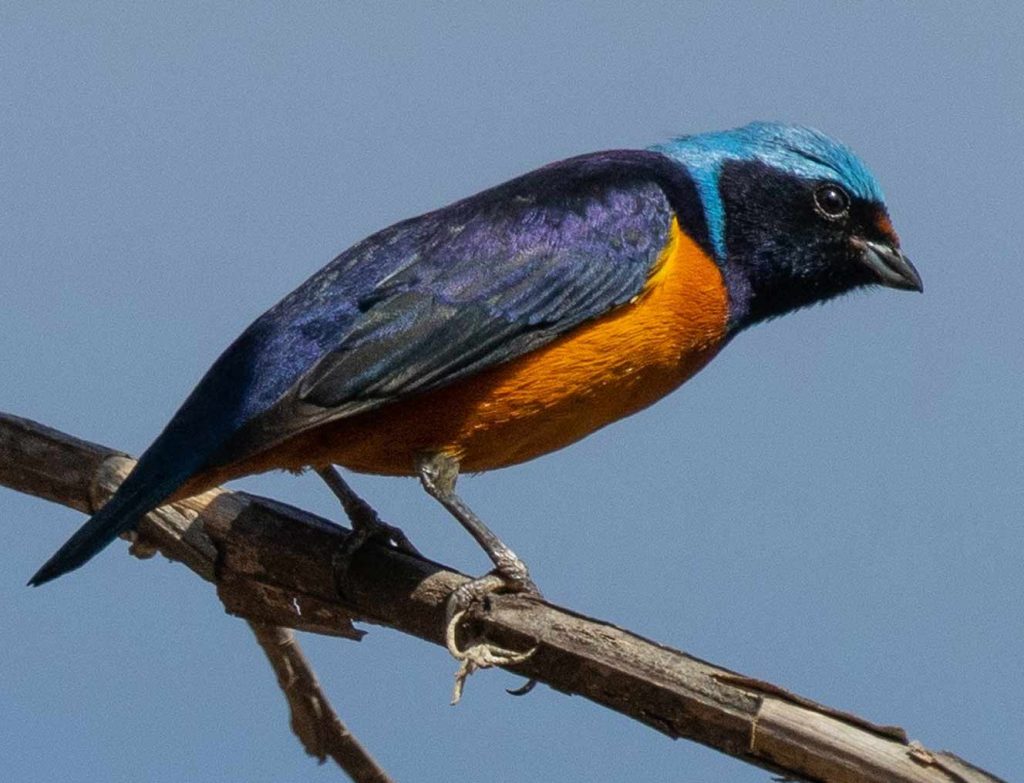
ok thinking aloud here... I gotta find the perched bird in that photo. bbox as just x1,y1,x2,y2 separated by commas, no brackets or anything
30,123,921,634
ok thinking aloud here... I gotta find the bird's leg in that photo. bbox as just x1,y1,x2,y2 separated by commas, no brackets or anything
317,465,420,554
317,466,421,596
416,453,540,703
416,452,538,594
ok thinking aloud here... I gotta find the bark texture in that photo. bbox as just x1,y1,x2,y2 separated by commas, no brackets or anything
0,412,1005,783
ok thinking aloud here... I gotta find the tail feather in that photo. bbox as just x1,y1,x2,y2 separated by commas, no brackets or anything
28,453,199,586
30,314,265,587
29,490,154,586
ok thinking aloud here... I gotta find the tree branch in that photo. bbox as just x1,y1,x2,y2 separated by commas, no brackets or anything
248,622,392,782
0,412,1006,783
1,413,390,783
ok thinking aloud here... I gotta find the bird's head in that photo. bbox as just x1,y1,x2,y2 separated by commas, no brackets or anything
653,122,921,329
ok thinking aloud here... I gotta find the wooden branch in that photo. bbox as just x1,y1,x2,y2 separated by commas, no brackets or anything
0,412,1006,783
248,623,393,782
0,414,390,783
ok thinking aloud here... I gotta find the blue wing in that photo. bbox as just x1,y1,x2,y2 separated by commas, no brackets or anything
29,149,710,585
211,149,711,463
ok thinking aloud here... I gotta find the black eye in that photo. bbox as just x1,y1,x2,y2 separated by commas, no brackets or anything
814,184,850,219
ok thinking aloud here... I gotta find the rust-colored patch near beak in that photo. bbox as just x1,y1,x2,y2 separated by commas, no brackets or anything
875,211,901,247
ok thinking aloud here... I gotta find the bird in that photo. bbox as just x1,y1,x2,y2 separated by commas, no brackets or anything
30,122,921,647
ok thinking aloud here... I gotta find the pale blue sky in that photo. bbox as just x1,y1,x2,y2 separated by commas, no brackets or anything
2,3,1021,781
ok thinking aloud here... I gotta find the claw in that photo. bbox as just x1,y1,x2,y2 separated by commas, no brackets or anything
372,519,422,558
506,678,538,697
444,574,541,704
446,609,537,705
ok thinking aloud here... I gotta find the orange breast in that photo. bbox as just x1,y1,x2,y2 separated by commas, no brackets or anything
238,216,731,478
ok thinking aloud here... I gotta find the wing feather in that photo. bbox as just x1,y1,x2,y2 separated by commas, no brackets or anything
205,149,709,466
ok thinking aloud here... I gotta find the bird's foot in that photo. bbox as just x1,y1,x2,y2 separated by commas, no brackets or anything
332,514,422,598
357,514,421,559
318,465,421,573
445,567,541,705
337,484,422,560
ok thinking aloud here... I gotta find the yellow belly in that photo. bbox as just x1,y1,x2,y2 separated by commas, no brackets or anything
234,216,730,477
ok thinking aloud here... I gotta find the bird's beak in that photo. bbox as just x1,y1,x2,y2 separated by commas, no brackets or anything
852,238,923,292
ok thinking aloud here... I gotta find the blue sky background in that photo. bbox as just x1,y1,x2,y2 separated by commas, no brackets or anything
2,3,1021,781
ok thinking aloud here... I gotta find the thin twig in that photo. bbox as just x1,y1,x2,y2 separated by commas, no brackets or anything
249,623,394,783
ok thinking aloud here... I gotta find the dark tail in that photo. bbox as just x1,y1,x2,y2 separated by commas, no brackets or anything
28,450,199,586
30,304,266,586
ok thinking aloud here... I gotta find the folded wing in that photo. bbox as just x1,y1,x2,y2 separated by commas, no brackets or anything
210,151,694,466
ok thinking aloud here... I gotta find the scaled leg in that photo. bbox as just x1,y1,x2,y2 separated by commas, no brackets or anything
416,453,540,702
416,453,536,592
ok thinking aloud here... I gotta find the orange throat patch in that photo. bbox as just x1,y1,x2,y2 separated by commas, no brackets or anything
238,217,731,479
